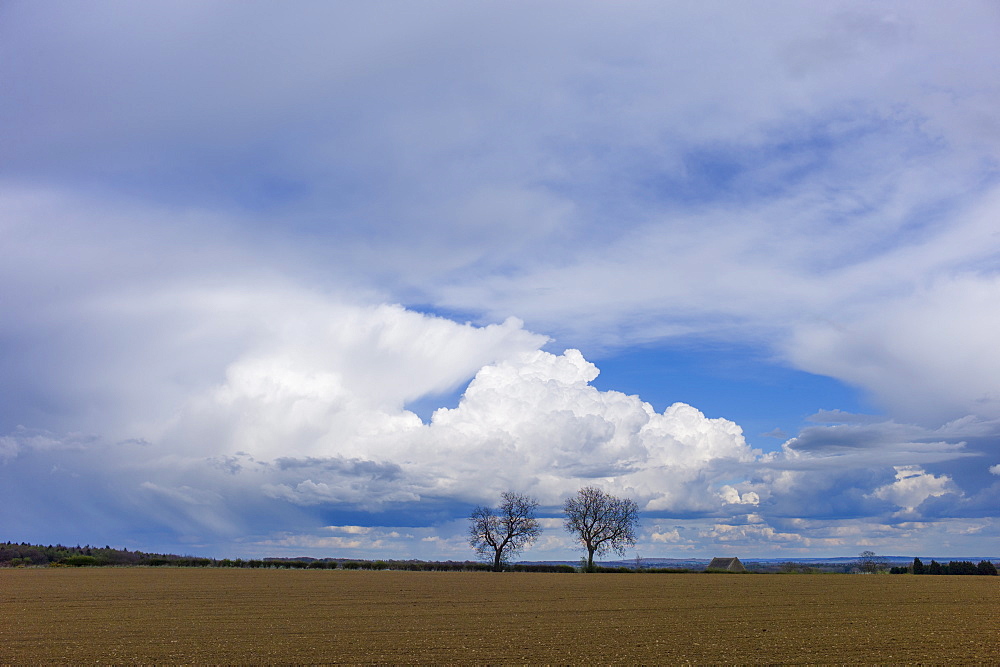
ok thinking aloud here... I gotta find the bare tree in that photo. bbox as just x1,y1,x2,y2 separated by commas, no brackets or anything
857,550,887,574
563,486,640,571
469,491,541,572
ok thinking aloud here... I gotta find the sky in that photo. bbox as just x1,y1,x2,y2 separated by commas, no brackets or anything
2,1,999,561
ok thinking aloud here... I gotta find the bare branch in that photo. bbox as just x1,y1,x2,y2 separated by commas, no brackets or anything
563,486,640,571
469,491,541,571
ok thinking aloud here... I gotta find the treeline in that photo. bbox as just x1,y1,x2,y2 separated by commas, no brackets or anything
0,542,577,572
889,557,998,575
226,559,576,573
0,542,173,567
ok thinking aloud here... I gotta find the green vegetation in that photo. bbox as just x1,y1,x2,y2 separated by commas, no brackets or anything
891,558,998,575
0,542,169,567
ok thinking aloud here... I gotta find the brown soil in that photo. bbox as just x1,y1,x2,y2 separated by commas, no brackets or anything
2,568,997,664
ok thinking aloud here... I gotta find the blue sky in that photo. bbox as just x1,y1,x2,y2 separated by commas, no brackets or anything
2,1,999,561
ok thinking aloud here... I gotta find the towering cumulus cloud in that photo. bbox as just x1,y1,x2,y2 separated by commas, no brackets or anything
425,349,758,508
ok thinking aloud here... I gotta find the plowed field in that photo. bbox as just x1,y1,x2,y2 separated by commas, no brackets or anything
2,568,998,663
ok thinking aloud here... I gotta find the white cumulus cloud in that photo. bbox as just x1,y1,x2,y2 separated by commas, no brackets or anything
418,349,760,509
870,465,957,514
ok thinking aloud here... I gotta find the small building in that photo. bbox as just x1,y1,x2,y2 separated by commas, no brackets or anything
707,557,747,572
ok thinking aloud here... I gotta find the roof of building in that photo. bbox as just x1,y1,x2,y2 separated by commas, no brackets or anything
707,557,746,571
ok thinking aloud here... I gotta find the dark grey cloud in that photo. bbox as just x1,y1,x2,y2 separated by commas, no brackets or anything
781,417,993,465
918,482,1000,520
763,469,897,520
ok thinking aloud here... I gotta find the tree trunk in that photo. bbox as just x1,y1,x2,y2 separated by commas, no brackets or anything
493,551,503,572
586,547,595,572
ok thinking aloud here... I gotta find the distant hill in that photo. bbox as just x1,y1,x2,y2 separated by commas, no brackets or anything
525,556,999,573
3,541,996,572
